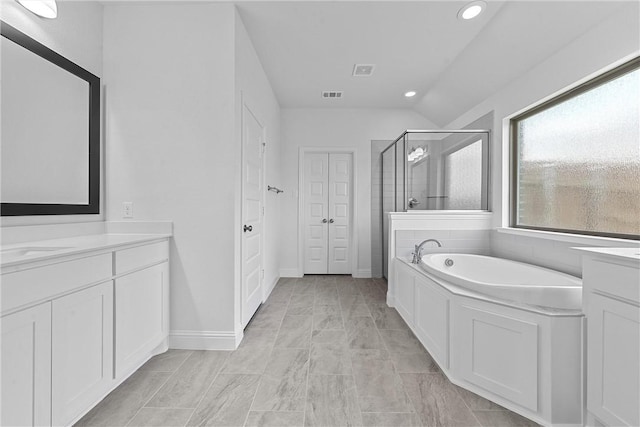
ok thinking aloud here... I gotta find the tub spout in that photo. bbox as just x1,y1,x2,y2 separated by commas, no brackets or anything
412,239,442,264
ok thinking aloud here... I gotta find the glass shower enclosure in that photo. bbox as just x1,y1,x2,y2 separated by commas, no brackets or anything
381,129,490,278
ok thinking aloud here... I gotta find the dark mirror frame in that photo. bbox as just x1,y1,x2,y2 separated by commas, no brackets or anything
1,21,100,216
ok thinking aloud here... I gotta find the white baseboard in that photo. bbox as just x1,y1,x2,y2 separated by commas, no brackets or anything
353,269,372,278
386,293,395,307
169,330,242,350
279,268,302,278
263,275,280,301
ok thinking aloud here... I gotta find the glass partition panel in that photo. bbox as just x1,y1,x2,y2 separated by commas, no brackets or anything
444,139,483,209
405,131,489,210
395,135,406,211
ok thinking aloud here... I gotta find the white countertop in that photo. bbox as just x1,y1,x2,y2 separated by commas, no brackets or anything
1,233,171,270
573,247,640,263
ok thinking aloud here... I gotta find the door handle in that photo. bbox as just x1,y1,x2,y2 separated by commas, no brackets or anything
329,219,334,223
243,225,253,232
321,219,328,223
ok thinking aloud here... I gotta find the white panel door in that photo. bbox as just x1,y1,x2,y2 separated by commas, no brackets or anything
52,281,114,426
304,153,329,274
242,104,265,327
1,302,52,427
328,153,352,274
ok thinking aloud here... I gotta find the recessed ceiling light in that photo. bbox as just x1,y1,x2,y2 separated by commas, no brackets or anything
16,0,58,18
458,1,486,20
404,91,417,98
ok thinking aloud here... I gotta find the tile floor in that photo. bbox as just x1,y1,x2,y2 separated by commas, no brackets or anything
76,275,540,427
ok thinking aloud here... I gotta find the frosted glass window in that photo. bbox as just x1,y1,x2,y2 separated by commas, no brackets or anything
513,61,639,237
445,141,482,209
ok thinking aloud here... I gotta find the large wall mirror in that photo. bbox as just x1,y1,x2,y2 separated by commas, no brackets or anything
1,21,100,216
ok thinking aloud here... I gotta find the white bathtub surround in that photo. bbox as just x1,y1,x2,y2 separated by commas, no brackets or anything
1,225,172,427
576,248,640,427
392,257,583,427
492,228,640,277
386,211,493,305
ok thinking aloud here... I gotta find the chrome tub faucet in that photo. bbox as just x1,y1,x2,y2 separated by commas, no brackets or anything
411,239,442,264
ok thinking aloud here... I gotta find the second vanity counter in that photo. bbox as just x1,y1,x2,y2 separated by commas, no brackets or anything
1,229,172,427
1,232,171,271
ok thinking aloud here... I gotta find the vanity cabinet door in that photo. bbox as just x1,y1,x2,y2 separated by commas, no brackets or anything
587,293,640,427
1,302,52,427
115,262,168,378
51,281,114,427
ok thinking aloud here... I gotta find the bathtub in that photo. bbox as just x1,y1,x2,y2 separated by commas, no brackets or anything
391,256,584,427
420,253,582,311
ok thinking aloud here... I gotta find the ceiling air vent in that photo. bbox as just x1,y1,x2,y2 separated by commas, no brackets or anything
322,91,344,99
352,64,375,77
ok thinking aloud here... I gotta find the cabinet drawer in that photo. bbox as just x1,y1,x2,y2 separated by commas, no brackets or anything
585,260,640,303
1,254,112,314
115,240,168,274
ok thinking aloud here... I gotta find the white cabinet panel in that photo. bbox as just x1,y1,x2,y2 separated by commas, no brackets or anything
115,262,167,378
51,281,114,426
452,301,538,412
414,274,449,369
588,293,639,427
115,240,168,274
1,302,52,427
395,262,415,324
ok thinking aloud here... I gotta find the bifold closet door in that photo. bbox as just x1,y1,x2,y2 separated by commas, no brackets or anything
303,152,352,274
304,153,330,274
327,153,351,274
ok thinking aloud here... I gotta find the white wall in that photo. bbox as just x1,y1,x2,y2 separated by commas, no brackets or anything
279,108,435,277
103,3,239,346
0,1,104,227
443,3,640,274
233,10,282,327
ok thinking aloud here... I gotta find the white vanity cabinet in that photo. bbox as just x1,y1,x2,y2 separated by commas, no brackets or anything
114,241,169,378
1,236,170,427
580,250,640,427
0,302,52,427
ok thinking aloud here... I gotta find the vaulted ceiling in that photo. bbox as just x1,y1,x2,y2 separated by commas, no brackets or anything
237,0,635,126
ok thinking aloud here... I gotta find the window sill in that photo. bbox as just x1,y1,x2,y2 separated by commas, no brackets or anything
496,227,640,247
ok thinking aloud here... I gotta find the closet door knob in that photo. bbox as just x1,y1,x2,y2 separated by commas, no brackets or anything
243,225,253,232
329,219,335,223
321,219,328,223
